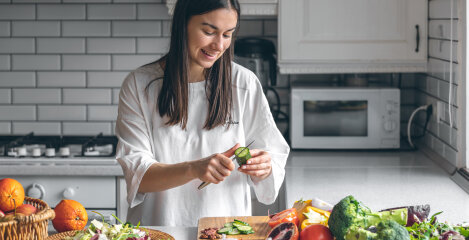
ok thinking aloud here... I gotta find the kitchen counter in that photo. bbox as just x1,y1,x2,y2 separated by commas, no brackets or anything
0,158,123,176
285,150,469,224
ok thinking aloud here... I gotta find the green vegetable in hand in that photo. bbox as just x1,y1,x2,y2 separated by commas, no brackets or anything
328,195,408,240
234,147,251,166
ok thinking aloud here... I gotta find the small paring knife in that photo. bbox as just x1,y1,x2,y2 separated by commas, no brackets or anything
197,140,255,190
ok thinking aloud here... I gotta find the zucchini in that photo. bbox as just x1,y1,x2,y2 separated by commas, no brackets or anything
234,147,251,165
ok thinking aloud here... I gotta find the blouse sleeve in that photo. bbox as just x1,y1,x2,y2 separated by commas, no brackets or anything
115,72,156,208
242,72,290,205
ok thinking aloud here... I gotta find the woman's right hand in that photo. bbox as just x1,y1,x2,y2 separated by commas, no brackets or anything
191,143,240,184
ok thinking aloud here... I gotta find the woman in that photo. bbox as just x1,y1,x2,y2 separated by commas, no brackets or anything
115,0,289,227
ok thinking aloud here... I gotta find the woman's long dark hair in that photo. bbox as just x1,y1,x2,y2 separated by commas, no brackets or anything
150,0,240,130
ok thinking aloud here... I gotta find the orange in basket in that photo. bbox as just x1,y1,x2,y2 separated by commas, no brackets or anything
52,199,88,233
0,178,25,212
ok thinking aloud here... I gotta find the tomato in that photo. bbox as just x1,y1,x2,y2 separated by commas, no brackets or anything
299,224,334,240
268,208,300,228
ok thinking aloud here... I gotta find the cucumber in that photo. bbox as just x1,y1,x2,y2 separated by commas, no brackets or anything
234,147,251,165
227,228,240,235
232,222,245,228
237,225,253,234
223,222,233,228
234,219,249,226
217,227,232,234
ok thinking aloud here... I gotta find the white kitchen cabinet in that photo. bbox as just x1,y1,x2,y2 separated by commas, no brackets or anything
278,0,428,74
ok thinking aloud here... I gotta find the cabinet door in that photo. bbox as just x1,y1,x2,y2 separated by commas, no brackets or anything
279,0,427,73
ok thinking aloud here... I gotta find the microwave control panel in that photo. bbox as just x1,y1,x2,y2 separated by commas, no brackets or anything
379,90,400,148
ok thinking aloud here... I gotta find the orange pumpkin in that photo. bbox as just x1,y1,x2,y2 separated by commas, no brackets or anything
0,178,25,212
52,199,88,233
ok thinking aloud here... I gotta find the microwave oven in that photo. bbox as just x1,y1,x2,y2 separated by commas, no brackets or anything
290,86,400,149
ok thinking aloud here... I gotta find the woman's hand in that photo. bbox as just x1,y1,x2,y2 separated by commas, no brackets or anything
191,143,240,184
238,149,272,182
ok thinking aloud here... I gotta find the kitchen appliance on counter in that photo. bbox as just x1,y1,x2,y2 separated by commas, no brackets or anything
290,83,400,149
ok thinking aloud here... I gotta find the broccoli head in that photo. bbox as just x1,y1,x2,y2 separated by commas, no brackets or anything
328,195,408,240
345,220,410,240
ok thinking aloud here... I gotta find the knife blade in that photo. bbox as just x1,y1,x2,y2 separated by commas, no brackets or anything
197,140,255,190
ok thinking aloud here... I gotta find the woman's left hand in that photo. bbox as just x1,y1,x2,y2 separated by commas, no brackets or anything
238,149,272,181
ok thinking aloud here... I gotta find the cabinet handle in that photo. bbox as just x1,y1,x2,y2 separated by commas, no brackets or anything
415,25,420,52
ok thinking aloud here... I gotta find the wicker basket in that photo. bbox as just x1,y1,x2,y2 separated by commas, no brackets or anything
46,228,175,240
0,197,56,240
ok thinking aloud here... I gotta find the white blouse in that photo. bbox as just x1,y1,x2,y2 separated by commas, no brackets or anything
115,62,290,227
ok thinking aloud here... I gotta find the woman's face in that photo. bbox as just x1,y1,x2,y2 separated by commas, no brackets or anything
186,8,238,73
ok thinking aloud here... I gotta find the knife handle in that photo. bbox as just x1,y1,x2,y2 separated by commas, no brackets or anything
198,181,210,190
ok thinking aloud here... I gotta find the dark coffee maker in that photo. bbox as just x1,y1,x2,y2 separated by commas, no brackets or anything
234,37,277,87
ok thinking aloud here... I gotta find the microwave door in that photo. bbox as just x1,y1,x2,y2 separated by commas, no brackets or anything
291,88,399,149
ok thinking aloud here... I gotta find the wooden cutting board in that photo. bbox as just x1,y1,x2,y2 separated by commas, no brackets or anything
197,216,270,239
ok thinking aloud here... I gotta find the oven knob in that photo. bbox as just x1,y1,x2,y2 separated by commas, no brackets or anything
63,187,76,199
26,183,45,199
384,120,397,132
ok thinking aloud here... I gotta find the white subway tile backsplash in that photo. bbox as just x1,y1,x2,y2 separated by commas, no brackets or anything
0,55,10,70
0,5,35,20
0,106,35,120
112,21,161,36
37,4,86,20
12,122,61,135
450,127,458,149
238,20,263,37
0,122,11,134
13,0,60,2
428,39,458,63
400,89,415,105
63,122,111,135
12,55,60,70
438,81,456,105
38,105,86,120
87,72,127,87
0,89,11,103
62,55,111,70
263,19,277,36
64,0,110,2
0,38,34,53
444,145,457,166
87,38,135,54
12,21,60,37
429,20,458,40
88,105,118,121
114,0,162,2
87,4,136,20
438,122,451,146
38,72,86,87
0,22,10,37
112,88,120,104
0,72,35,87
62,21,111,37
112,55,158,71
427,58,459,84
13,88,61,104
426,76,439,97
37,38,85,54
429,0,458,19
137,38,169,53
63,88,112,104
162,20,171,37
433,135,445,157
137,4,170,20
